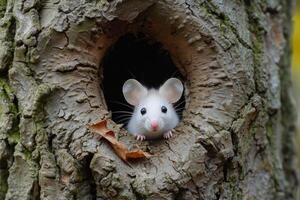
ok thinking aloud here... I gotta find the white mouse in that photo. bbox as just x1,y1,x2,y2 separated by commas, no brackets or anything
122,78,184,141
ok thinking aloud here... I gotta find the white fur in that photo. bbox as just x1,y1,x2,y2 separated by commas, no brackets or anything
127,90,179,139
122,78,183,139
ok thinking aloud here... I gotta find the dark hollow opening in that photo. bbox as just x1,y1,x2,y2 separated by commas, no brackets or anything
101,33,186,126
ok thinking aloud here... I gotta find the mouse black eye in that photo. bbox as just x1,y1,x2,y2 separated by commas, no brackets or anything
161,106,167,113
140,107,147,115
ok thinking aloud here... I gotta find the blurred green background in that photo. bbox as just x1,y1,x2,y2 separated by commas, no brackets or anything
294,0,300,198
294,0,300,163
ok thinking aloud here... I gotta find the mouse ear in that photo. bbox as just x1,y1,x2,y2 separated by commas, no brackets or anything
159,78,183,103
122,79,148,106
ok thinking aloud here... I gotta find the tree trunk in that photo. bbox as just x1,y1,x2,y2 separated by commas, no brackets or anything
0,0,298,199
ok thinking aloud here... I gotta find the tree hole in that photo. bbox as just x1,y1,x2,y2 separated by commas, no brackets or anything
101,33,186,126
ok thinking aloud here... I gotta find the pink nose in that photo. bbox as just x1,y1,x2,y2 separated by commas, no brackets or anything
151,121,158,130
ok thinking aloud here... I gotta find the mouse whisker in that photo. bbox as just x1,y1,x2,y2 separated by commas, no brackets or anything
116,120,130,124
175,108,184,112
114,115,132,119
116,117,131,124
174,100,185,106
174,106,185,111
174,100,185,109
111,111,133,114
114,118,131,123
117,116,132,121
115,114,132,118
112,114,132,117
108,100,134,110
114,117,132,122
113,113,132,117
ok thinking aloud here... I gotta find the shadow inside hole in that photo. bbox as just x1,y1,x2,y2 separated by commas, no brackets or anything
101,33,186,126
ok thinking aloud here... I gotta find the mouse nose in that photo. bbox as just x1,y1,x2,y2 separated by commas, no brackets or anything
151,120,158,130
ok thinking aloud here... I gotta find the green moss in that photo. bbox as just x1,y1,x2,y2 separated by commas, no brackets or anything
199,1,252,50
0,0,6,19
23,148,32,160
0,78,13,98
0,78,19,144
266,121,273,140
7,130,20,144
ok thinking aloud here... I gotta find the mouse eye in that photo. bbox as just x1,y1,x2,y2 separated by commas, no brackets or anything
140,107,147,115
161,106,167,113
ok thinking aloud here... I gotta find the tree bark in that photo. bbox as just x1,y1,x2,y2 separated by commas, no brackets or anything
0,0,298,200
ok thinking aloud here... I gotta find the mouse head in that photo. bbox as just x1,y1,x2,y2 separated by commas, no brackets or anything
122,78,184,134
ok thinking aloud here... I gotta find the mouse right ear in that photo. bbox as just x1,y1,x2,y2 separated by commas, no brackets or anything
159,78,184,103
122,79,147,106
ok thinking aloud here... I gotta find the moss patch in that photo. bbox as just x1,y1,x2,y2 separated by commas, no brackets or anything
0,78,19,144
0,0,6,19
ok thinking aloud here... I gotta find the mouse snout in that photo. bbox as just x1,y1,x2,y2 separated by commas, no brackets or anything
151,120,159,130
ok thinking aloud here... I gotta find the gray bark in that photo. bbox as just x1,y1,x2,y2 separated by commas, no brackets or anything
0,0,298,199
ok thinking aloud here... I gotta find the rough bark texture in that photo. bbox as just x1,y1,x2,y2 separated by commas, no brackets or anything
0,0,298,199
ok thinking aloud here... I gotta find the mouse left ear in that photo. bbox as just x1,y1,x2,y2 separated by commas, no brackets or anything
159,78,183,103
122,79,148,106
